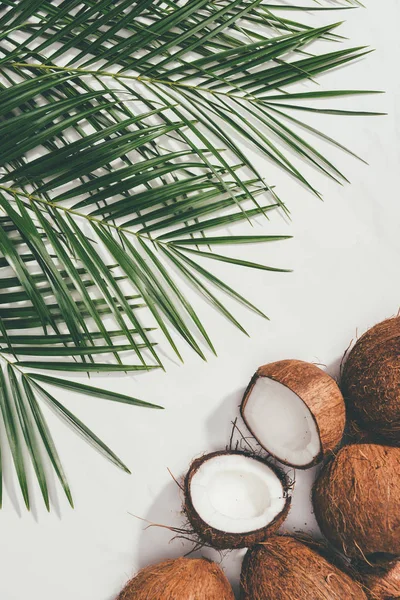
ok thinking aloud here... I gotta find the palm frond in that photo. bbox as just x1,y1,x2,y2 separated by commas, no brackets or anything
0,0,378,509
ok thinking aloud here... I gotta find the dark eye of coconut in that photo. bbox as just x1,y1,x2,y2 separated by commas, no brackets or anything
243,377,321,466
189,454,286,534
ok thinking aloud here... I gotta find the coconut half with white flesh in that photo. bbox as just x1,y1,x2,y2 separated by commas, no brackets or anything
184,451,290,549
241,360,346,468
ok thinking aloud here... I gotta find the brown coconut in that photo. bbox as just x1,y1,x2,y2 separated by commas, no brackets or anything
241,359,346,468
347,418,386,445
313,444,400,559
117,556,234,600
240,535,367,600
184,450,291,550
341,317,400,444
356,557,400,599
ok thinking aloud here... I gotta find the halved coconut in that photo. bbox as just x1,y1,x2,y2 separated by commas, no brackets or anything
313,444,400,559
241,359,345,468
117,556,234,600
240,535,367,600
356,556,400,600
342,316,400,444
184,450,290,549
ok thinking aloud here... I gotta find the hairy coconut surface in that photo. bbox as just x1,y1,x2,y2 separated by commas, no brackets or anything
241,359,345,468
357,557,400,599
313,444,400,559
240,535,367,600
117,557,234,600
184,450,290,550
342,317,400,444
347,419,386,445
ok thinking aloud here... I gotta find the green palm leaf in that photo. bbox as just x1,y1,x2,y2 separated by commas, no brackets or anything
0,0,378,509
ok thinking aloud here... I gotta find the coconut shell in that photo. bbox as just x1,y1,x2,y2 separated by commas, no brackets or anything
184,450,291,550
241,359,346,468
357,557,400,599
117,557,234,600
341,317,400,444
240,535,367,600
313,444,400,559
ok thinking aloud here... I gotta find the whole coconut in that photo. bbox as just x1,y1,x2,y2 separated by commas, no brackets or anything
356,557,400,600
117,557,234,600
240,535,367,599
342,317,400,444
313,444,400,559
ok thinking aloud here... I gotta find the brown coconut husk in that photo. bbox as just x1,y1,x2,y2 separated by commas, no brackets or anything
347,419,374,444
356,557,400,599
184,450,291,550
241,359,346,468
117,556,234,600
341,317,400,445
240,535,367,599
347,418,387,445
313,444,400,559
292,532,354,574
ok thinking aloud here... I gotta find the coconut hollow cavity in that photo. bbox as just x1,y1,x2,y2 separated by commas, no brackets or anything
240,535,367,600
342,316,400,445
184,450,290,549
117,557,234,600
241,360,345,468
313,444,400,560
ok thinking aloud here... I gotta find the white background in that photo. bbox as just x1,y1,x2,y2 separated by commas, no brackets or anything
0,2,399,599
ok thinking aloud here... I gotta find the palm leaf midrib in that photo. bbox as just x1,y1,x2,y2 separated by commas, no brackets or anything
5,46,357,106
0,182,189,245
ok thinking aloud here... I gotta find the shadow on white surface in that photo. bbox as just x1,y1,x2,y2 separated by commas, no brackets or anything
1,448,22,519
206,388,246,449
136,480,188,570
325,353,346,381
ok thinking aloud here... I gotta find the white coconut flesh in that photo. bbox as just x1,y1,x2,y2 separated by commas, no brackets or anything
243,377,321,467
189,454,286,534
